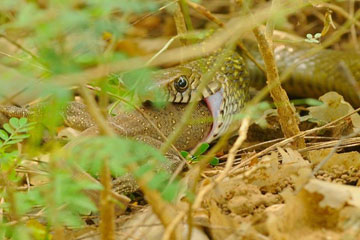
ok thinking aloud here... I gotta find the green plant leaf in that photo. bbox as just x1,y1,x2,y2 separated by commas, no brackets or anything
9,117,20,129
3,123,14,134
6,139,23,145
0,130,9,140
162,182,180,202
134,163,152,179
180,151,189,158
194,143,209,157
148,172,168,190
210,157,219,166
11,134,30,140
19,117,28,126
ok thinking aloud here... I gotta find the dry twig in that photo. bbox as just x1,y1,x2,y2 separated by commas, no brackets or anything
230,107,360,174
253,26,305,149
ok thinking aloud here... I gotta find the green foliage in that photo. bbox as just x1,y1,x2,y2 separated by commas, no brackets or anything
291,98,323,106
0,117,101,239
0,118,33,147
70,137,182,201
1,170,101,239
181,143,219,166
118,67,166,106
0,0,211,237
0,117,34,168
0,0,158,71
1,0,167,122
0,117,32,240
39,167,100,227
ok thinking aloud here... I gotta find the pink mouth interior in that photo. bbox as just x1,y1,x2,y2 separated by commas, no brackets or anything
203,90,223,142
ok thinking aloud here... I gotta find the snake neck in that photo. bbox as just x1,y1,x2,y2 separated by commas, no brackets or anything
203,52,250,142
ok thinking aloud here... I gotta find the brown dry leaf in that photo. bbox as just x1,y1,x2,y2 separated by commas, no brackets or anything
308,148,360,170
277,147,305,164
304,179,360,209
308,92,360,128
247,150,310,193
24,155,49,186
254,108,278,129
208,200,237,240
265,180,345,239
110,206,209,240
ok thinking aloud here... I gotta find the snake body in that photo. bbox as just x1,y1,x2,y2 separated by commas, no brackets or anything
154,44,360,142
246,43,360,107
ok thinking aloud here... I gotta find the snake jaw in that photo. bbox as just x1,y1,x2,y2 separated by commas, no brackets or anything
203,90,223,142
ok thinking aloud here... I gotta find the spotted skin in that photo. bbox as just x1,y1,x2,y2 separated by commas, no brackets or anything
0,101,212,194
109,102,212,150
65,102,96,130
71,102,212,194
0,101,212,151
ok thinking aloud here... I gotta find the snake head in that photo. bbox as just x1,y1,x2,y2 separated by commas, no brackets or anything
147,52,249,142
150,58,223,104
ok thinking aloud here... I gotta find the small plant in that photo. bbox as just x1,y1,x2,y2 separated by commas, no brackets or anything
0,117,102,240
305,33,322,43
181,143,219,166
0,117,34,148
0,117,35,167
70,136,182,201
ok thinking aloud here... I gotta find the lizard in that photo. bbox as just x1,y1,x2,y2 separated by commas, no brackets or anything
1,44,360,194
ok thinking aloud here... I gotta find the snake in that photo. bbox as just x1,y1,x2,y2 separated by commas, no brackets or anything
153,50,250,143
1,43,359,147
152,43,360,143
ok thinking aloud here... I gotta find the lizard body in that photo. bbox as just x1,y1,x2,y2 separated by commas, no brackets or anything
0,100,213,194
0,101,212,151
69,101,213,194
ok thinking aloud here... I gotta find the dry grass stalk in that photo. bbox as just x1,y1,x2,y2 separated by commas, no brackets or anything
79,86,116,240
253,27,305,149
173,2,189,46
193,117,251,209
127,163,182,240
230,107,360,174
187,0,224,27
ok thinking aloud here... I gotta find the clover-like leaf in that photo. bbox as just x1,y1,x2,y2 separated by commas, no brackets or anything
0,129,9,140
3,123,14,134
9,117,20,129
314,33,322,39
19,117,28,127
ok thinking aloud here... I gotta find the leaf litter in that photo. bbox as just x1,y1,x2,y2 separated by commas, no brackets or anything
92,91,360,240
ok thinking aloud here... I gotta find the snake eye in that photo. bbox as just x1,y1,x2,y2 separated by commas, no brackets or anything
174,75,189,92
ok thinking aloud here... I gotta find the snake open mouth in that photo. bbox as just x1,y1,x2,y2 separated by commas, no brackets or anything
203,90,223,142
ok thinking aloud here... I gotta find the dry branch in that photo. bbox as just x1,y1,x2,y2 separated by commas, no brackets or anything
253,27,305,149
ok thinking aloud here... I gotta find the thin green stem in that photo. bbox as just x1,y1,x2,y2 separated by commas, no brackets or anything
179,0,194,32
